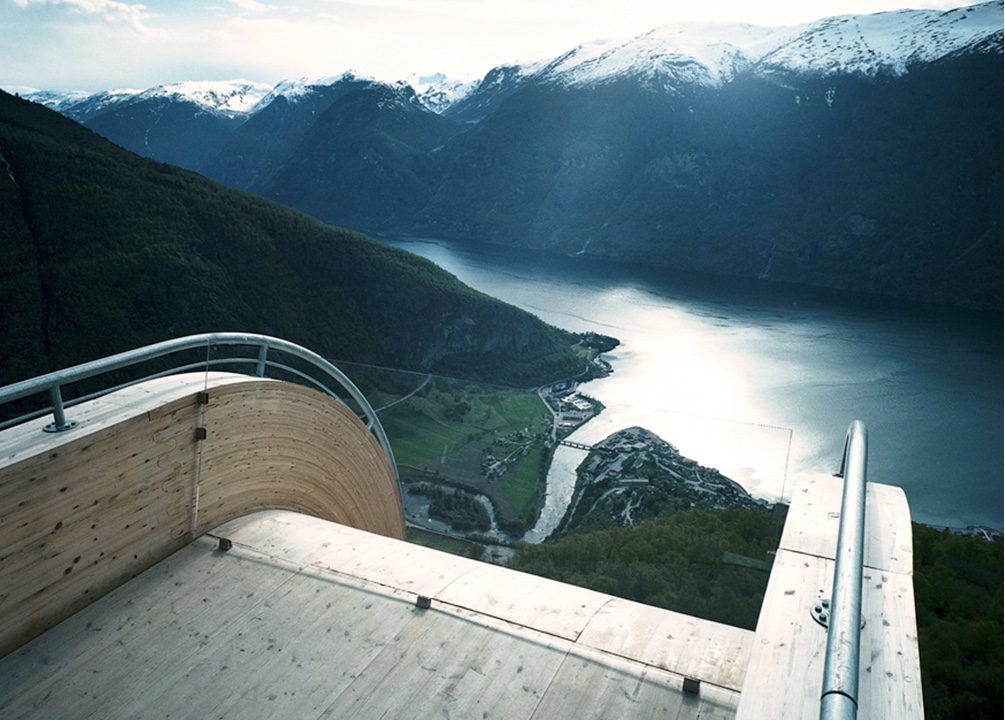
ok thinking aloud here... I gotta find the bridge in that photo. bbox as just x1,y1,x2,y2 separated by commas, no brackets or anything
558,439,594,451
0,335,922,719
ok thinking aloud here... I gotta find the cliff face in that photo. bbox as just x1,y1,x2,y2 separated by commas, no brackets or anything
0,90,584,388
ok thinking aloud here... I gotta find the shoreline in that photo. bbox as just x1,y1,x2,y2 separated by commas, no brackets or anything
523,357,1005,543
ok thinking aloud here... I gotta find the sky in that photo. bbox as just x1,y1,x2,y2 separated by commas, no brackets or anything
0,0,987,92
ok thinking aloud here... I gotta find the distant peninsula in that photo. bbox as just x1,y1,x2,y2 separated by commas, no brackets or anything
552,426,767,539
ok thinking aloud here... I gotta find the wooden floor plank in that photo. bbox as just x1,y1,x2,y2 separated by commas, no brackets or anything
531,647,741,720
316,605,571,720
575,597,752,691
0,511,754,719
433,562,613,641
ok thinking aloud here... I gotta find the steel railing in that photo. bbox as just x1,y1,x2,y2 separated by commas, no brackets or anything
0,332,397,479
820,420,868,720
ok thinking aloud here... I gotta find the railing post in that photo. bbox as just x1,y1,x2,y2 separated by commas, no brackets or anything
820,420,868,720
43,385,78,433
255,343,268,378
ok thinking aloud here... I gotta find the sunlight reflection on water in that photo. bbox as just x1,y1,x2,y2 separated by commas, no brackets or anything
384,237,1003,532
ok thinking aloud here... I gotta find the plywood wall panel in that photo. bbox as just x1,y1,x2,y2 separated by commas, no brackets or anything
0,374,404,658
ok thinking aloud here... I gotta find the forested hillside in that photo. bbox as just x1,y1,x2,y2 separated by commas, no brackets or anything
0,90,586,388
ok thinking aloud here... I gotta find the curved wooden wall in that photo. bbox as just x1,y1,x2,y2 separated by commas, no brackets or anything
0,373,404,658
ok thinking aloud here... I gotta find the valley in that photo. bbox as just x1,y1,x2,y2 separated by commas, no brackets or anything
345,359,610,543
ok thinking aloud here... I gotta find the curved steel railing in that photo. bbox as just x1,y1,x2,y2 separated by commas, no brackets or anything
820,420,868,720
0,333,397,480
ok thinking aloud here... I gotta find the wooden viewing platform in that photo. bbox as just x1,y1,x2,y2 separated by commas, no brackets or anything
0,371,923,719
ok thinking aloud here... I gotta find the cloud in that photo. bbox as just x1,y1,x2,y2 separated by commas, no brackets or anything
11,0,148,31
229,0,274,12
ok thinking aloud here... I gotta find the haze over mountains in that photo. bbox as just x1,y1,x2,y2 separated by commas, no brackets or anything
23,1,1004,310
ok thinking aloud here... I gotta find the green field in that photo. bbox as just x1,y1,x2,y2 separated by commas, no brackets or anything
371,372,553,532
497,445,548,523
379,378,547,464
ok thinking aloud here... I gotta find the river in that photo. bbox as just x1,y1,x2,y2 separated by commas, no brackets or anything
384,237,1003,534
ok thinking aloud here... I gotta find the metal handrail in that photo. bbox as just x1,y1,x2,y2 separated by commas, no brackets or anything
0,332,397,480
820,420,868,720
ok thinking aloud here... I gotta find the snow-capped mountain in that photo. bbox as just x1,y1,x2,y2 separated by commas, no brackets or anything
54,80,274,171
534,23,797,90
132,80,272,117
19,2,1001,124
404,72,479,113
23,80,272,123
13,88,92,111
756,2,1003,78
201,72,398,190
21,88,142,122
528,1,1002,89
440,63,546,122
248,71,365,111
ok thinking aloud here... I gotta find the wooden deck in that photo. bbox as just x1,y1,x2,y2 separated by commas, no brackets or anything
0,510,753,719
735,474,923,719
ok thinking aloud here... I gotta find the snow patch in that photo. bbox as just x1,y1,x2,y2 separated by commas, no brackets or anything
133,80,273,116
405,72,479,113
531,1,1002,89
757,2,1004,78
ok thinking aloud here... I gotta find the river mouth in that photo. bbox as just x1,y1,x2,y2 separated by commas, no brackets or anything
384,237,1004,533
523,444,588,543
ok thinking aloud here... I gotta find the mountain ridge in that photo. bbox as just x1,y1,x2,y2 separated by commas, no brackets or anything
10,1,1002,310
20,3,1001,114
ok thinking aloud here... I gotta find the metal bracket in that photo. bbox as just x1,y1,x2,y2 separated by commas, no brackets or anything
811,592,866,630
682,677,701,695
43,419,79,433
43,386,77,432
811,594,832,627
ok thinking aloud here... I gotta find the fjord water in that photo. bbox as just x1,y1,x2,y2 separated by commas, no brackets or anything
385,238,1003,533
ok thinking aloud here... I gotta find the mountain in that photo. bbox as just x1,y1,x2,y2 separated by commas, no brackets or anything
203,73,387,191
415,2,1003,309
259,82,463,230
754,5,1003,78
0,89,587,389
29,80,273,173
17,1,1003,310
529,23,793,90
531,3,1001,88
439,64,543,123
27,80,270,120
